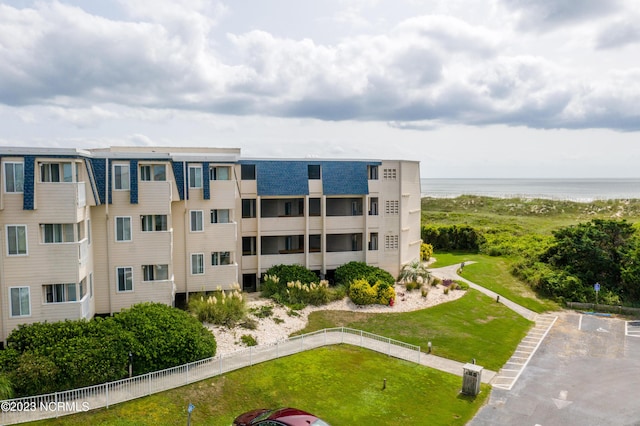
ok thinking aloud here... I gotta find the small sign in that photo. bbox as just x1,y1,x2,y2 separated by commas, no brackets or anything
188,403,195,413
594,283,600,292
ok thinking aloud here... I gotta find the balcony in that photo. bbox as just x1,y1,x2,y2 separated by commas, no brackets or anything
138,181,173,213
35,182,86,222
261,253,306,270
209,180,236,208
41,294,94,322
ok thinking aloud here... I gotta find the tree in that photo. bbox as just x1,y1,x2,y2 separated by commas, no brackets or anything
398,260,431,285
541,219,637,302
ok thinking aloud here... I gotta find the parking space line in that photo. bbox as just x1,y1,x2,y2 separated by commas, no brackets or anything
491,314,558,391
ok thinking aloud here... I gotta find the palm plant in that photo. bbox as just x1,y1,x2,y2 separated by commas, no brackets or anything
398,259,431,286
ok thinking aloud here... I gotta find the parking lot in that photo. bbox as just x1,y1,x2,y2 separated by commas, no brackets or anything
470,311,640,426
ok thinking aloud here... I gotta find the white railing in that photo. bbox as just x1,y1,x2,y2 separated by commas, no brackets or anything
0,328,421,425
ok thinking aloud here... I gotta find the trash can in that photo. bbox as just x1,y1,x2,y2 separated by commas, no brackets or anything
461,363,483,396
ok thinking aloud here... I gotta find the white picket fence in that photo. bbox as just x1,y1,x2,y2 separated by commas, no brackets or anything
0,327,421,425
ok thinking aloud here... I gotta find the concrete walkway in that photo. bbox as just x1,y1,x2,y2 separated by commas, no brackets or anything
428,262,537,321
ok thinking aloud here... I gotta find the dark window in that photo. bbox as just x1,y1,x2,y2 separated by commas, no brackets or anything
241,164,256,180
309,198,321,216
308,164,321,179
242,199,256,218
368,165,379,180
242,236,257,255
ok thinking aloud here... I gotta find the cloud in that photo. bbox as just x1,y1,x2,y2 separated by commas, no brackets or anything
0,2,639,133
500,0,621,30
596,19,640,49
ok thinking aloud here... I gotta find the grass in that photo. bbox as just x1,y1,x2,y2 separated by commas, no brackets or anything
296,289,532,371
29,346,489,426
429,252,559,313
422,196,640,236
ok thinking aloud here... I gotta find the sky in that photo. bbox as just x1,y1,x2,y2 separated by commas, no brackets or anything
1,0,639,178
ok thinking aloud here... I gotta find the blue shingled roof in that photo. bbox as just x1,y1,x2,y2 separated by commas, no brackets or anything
242,160,380,196
253,161,310,196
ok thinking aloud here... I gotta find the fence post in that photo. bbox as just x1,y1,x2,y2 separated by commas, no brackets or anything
148,373,151,396
106,383,109,409
186,364,189,384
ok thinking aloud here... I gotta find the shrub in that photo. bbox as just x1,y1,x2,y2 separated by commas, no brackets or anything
188,286,247,327
336,261,395,289
250,305,274,318
264,264,318,288
398,260,431,286
262,274,340,308
349,279,378,305
115,303,217,375
240,335,258,347
2,303,216,397
348,279,396,306
0,373,13,400
420,243,434,261
405,282,419,291
421,288,429,298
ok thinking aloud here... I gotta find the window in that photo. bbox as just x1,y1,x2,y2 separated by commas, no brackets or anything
190,210,204,232
10,287,30,317
241,164,256,180
189,166,203,188
116,217,132,241
309,234,321,252
141,215,167,231
40,162,73,183
42,224,75,243
383,168,397,180
242,236,256,255
369,197,379,215
308,164,321,179
385,235,399,250
4,162,24,192
211,251,231,266
242,199,256,218
309,198,321,216
210,209,230,224
368,165,379,180
79,277,87,299
385,200,399,215
369,233,378,251
140,164,166,181
117,267,133,292
142,264,169,281
210,166,230,180
43,283,77,303
113,164,130,190
191,254,204,275
6,225,27,255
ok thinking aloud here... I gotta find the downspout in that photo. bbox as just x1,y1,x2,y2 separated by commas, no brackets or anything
184,162,189,301
105,158,113,315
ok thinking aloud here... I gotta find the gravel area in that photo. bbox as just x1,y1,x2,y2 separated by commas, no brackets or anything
208,283,464,355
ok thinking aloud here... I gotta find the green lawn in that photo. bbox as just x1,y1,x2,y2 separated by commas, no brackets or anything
29,346,489,426
296,289,532,371
430,252,559,313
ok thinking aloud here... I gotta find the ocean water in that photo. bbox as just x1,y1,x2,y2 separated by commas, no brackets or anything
420,178,640,202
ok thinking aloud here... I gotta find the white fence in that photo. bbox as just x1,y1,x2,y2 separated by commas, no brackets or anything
0,328,421,425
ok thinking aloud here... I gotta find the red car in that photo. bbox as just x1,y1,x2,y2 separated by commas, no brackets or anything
232,407,330,426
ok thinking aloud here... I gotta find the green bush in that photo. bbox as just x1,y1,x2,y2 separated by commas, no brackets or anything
2,303,217,397
240,335,258,347
264,264,318,289
348,279,396,306
335,261,395,289
421,225,485,252
188,287,247,327
114,303,217,376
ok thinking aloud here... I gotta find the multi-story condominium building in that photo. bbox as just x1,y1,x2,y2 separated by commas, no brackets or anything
0,146,421,345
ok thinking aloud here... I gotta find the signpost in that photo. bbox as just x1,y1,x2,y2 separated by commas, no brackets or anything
187,403,195,426
594,283,600,306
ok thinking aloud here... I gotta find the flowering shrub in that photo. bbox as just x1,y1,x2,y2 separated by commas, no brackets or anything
349,279,396,306
188,284,247,326
262,274,340,308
